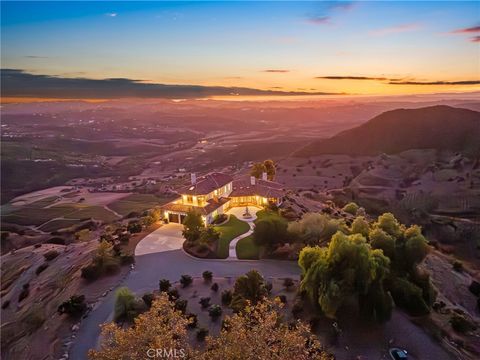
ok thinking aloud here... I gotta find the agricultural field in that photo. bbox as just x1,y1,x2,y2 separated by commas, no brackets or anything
107,193,173,216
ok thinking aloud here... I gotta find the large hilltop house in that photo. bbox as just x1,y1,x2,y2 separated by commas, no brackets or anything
162,172,284,224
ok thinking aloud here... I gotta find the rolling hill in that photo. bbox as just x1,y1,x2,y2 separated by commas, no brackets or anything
295,105,480,157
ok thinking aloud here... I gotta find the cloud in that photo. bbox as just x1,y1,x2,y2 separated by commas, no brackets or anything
305,16,331,25
24,55,48,59
471,35,480,43
388,80,480,85
451,25,480,34
316,75,480,85
106,12,117,17
369,23,422,36
0,69,342,99
262,69,290,73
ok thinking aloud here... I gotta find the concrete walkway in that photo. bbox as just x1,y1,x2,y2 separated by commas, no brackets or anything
226,206,260,259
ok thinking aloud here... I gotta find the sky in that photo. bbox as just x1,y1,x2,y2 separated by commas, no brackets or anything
1,1,479,98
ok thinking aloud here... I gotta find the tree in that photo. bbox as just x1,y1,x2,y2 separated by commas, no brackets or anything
288,213,347,246
114,287,138,322
250,162,267,179
350,216,370,237
253,216,288,248
89,293,191,360
263,159,276,181
299,231,392,322
182,210,204,243
198,298,332,360
94,241,120,274
230,270,268,312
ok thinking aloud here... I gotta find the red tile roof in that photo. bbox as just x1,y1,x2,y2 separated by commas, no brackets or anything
177,172,233,196
230,176,284,198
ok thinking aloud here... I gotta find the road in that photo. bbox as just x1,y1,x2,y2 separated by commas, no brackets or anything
69,249,300,360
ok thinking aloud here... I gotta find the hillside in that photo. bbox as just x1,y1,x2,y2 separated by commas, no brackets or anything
295,106,480,157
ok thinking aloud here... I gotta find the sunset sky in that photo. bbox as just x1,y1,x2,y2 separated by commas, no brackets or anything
1,1,479,98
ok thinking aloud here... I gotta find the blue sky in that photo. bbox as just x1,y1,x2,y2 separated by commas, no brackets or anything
1,1,479,95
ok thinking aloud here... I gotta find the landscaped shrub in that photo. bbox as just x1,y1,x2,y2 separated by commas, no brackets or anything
196,327,209,341
202,271,213,282
221,290,232,305
35,263,49,275
211,283,219,292
114,287,144,323
450,313,477,333
180,275,193,288
199,297,211,309
142,293,155,308
167,289,179,301
265,281,273,294
43,250,59,261
186,313,198,328
127,221,142,234
119,254,135,265
18,283,30,302
159,279,171,292
57,295,88,318
283,278,294,290
209,304,222,320
118,233,131,243
211,214,227,225
174,299,188,313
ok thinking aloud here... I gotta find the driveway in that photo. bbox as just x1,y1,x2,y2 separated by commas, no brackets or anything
134,223,184,256
70,250,300,360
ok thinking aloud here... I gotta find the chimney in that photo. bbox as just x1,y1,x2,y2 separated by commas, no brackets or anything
250,176,256,186
191,173,197,185
262,172,267,181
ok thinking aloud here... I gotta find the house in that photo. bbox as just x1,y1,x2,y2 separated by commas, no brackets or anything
162,172,284,224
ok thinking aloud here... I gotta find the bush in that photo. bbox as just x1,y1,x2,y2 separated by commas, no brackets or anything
453,260,463,272
47,237,65,245
199,297,211,309
265,281,273,294
114,287,138,322
342,202,359,215
58,295,87,318
118,233,131,243
127,222,142,234
174,299,188,313
283,278,294,290
211,283,219,292
211,214,227,225
196,327,209,341
142,293,155,308
202,271,213,282
119,254,135,265
34,262,49,275
278,295,287,304
43,250,59,261
221,290,232,305
450,313,477,333
167,289,179,301
18,284,30,302
180,275,193,288
159,279,171,292
81,263,102,281
186,312,198,328
209,304,222,320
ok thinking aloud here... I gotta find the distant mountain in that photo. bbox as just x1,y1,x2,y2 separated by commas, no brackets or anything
295,105,480,157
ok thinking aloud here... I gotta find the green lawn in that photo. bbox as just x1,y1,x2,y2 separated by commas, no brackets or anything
214,215,250,258
108,193,173,216
236,234,265,260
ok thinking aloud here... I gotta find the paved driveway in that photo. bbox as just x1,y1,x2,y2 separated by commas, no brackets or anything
134,223,184,256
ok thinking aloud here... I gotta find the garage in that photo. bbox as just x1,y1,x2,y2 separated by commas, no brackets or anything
168,213,180,223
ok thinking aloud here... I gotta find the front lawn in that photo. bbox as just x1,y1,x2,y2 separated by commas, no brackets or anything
214,215,250,258
236,234,264,260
